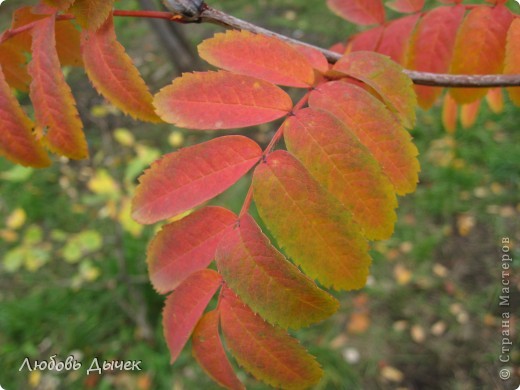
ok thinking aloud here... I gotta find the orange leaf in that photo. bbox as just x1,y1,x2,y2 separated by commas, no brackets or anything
284,108,398,240
253,151,371,290
377,14,420,65
147,207,237,294
460,99,480,129
442,93,457,134
450,5,513,104
0,42,30,91
216,214,339,329
293,45,329,74
154,71,293,129
385,0,424,13
192,311,245,390
132,136,261,224
327,0,385,26
28,15,88,159
43,0,75,10
198,30,315,88
504,18,520,106
485,88,504,114
334,51,417,128
0,67,51,167
220,287,323,389
309,81,419,195
347,26,384,53
407,5,465,109
70,0,115,30
163,269,222,364
81,15,160,122
55,20,83,67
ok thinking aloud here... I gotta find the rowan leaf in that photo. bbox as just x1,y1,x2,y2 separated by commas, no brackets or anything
309,81,419,195
485,88,504,114
70,0,114,31
283,108,398,240
0,42,30,91
220,286,323,389
81,15,160,122
450,5,513,104
147,206,237,294
132,135,261,224
347,26,384,53
333,51,417,128
376,14,420,65
43,0,75,10
460,99,480,129
163,269,222,364
327,0,385,26
293,45,329,74
28,15,88,159
442,93,458,134
504,18,520,106
198,30,315,88
253,150,371,290
407,5,465,109
55,20,83,67
192,310,245,390
385,0,424,13
0,67,51,167
154,71,293,129
216,214,339,329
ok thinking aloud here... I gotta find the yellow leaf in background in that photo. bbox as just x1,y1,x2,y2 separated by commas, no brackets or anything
114,127,135,147
168,130,184,148
119,197,143,237
29,370,41,387
6,208,27,229
79,260,101,282
456,214,475,236
394,264,412,285
411,325,426,343
381,366,404,383
88,169,120,199
0,229,18,242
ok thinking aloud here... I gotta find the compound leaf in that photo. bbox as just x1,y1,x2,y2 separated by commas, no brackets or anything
220,287,323,389
216,214,339,329
198,30,315,88
253,150,371,290
163,269,222,364
132,135,261,224
81,15,160,122
327,0,385,26
377,14,420,65
70,0,114,30
148,206,237,294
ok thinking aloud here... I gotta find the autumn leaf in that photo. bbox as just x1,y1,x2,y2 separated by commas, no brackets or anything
0,42,30,91
0,66,51,167
216,214,339,329
450,5,513,104
28,15,88,159
504,18,520,106
347,26,384,53
43,0,75,10
309,81,419,195
220,287,323,389
163,269,222,364
192,310,245,390
283,108,398,240
81,15,160,122
333,51,417,128
253,151,371,290
198,30,315,88
132,136,261,224
147,206,237,294
70,0,115,31
154,71,293,129
442,93,458,134
327,0,385,26
407,5,465,109
376,14,419,65
385,0,424,13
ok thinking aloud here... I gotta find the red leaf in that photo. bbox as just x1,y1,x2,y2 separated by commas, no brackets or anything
377,14,420,65
407,5,465,109
70,0,115,30
504,18,520,106
216,214,339,329
293,45,330,74
198,30,315,88
132,136,261,224
28,15,88,159
192,310,245,390
327,0,385,26
220,287,323,389
163,269,222,364
385,0,424,13
148,206,237,294
333,51,417,128
81,15,160,122
450,5,513,104
154,71,293,130
309,81,419,195
0,67,51,167
347,26,384,53
283,108,398,240
253,151,371,290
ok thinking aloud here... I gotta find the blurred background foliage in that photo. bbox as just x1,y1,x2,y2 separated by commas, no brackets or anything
0,0,519,389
